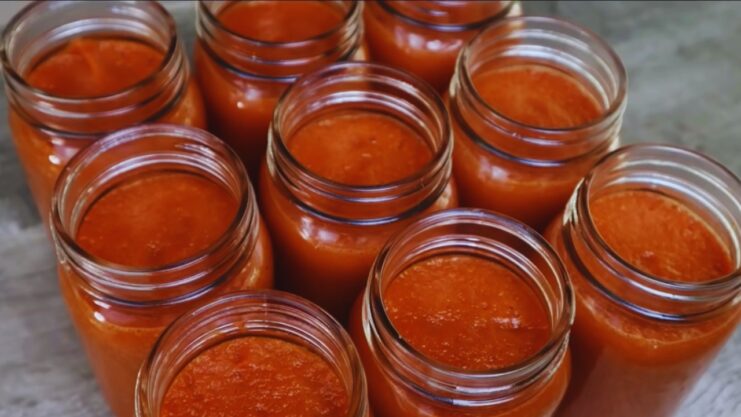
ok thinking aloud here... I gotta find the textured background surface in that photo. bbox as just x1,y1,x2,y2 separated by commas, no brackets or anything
0,2,739,417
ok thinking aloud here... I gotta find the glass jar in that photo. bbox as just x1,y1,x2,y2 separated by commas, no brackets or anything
51,125,273,417
448,17,626,230
259,62,457,320
546,145,741,417
136,290,369,417
349,208,574,417
364,1,521,92
194,0,365,179
1,0,205,220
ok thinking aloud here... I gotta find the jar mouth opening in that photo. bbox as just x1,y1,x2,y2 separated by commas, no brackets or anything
578,144,741,293
366,209,573,402
377,0,514,32
458,16,627,137
0,0,179,103
272,62,452,193
198,0,361,49
50,124,254,296
136,290,368,417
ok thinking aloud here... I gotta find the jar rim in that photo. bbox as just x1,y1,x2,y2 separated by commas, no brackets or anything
197,0,361,48
272,61,451,192
50,124,256,301
0,0,180,103
364,208,574,404
376,0,515,32
457,16,628,135
577,143,741,294
268,61,453,225
136,290,368,417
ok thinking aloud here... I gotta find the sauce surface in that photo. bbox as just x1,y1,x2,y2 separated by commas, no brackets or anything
161,336,349,417
76,172,238,267
219,0,344,42
287,111,433,186
473,64,603,129
591,190,734,282
384,254,551,370
26,37,164,98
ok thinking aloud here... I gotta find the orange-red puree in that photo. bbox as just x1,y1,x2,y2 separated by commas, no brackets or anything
10,37,205,219
261,110,455,319
453,62,606,229
26,37,163,97
195,0,353,178
384,254,551,369
364,1,519,92
473,65,603,129
288,112,433,186
161,337,348,417
350,254,569,417
550,190,738,417
590,191,732,281
60,172,272,417
76,172,237,266
219,0,343,42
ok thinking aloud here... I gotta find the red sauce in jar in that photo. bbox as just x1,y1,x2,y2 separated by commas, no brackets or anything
350,253,570,417
77,172,237,267
384,254,552,369
288,111,433,186
10,36,205,219
59,171,272,417
219,0,344,42
453,61,606,229
26,37,163,97
550,190,738,417
590,190,732,281
194,0,353,178
473,64,603,129
161,337,349,417
261,109,455,319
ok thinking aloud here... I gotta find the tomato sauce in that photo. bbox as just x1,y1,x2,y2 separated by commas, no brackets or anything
384,254,551,369
364,1,519,91
350,254,570,417
194,0,357,178
160,337,349,417
549,190,739,417
59,171,273,417
473,65,603,130
288,112,433,186
77,173,237,266
453,62,606,229
9,36,205,219
26,37,163,97
260,109,455,319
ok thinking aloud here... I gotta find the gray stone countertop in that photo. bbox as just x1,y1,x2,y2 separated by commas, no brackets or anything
0,2,739,416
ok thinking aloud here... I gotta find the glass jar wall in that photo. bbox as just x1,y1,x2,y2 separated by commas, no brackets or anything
448,17,626,230
260,62,457,320
546,145,741,417
1,0,205,219
194,0,365,178
51,125,273,417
